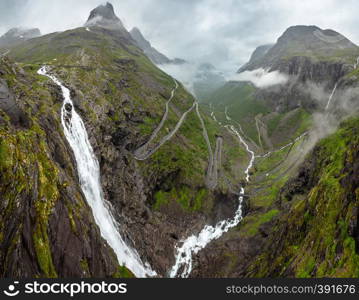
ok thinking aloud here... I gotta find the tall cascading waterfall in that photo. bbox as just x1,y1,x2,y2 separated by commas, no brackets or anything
169,124,255,278
37,66,156,278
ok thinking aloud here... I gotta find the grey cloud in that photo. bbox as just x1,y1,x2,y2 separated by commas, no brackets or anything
1,0,359,74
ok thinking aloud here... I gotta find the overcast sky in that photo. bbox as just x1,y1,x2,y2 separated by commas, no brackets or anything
1,0,359,73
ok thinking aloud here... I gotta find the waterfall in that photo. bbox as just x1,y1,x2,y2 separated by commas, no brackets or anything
325,83,338,110
37,66,156,278
169,124,254,278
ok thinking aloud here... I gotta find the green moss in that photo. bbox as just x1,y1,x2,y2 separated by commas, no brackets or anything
0,139,13,170
153,190,170,210
153,187,208,212
67,206,77,233
33,225,57,278
80,259,90,275
0,126,59,278
240,209,279,237
296,257,316,278
113,266,135,278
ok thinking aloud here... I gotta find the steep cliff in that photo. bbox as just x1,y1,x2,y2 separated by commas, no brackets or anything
0,57,128,277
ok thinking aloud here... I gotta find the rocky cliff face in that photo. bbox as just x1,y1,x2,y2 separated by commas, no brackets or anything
0,58,129,277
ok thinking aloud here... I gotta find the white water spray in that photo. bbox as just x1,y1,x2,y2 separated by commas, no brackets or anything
37,66,156,278
169,124,255,278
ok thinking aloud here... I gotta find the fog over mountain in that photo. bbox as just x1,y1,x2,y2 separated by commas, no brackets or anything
1,0,359,74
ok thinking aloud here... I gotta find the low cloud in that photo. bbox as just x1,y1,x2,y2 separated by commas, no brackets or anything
158,62,198,94
228,68,288,88
296,80,359,158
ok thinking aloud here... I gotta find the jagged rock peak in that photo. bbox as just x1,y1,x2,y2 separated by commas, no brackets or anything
85,2,125,30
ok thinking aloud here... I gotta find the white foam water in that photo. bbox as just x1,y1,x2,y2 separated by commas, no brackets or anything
169,124,254,278
37,66,156,278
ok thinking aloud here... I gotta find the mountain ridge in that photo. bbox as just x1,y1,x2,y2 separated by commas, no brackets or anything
0,27,41,48
239,25,359,73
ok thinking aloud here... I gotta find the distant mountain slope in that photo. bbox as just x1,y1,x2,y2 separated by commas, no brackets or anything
193,63,226,101
130,27,171,64
238,44,273,72
130,27,185,65
0,27,41,48
240,25,359,72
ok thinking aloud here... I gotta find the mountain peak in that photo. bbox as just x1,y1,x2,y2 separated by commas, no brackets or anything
239,25,358,72
277,25,355,46
85,2,124,30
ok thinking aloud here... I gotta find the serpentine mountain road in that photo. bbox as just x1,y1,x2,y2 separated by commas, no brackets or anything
134,79,179,159
134,99,196,160
134,83,223,189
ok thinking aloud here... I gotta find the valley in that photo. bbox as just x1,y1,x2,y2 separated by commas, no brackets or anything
0,2,358,279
